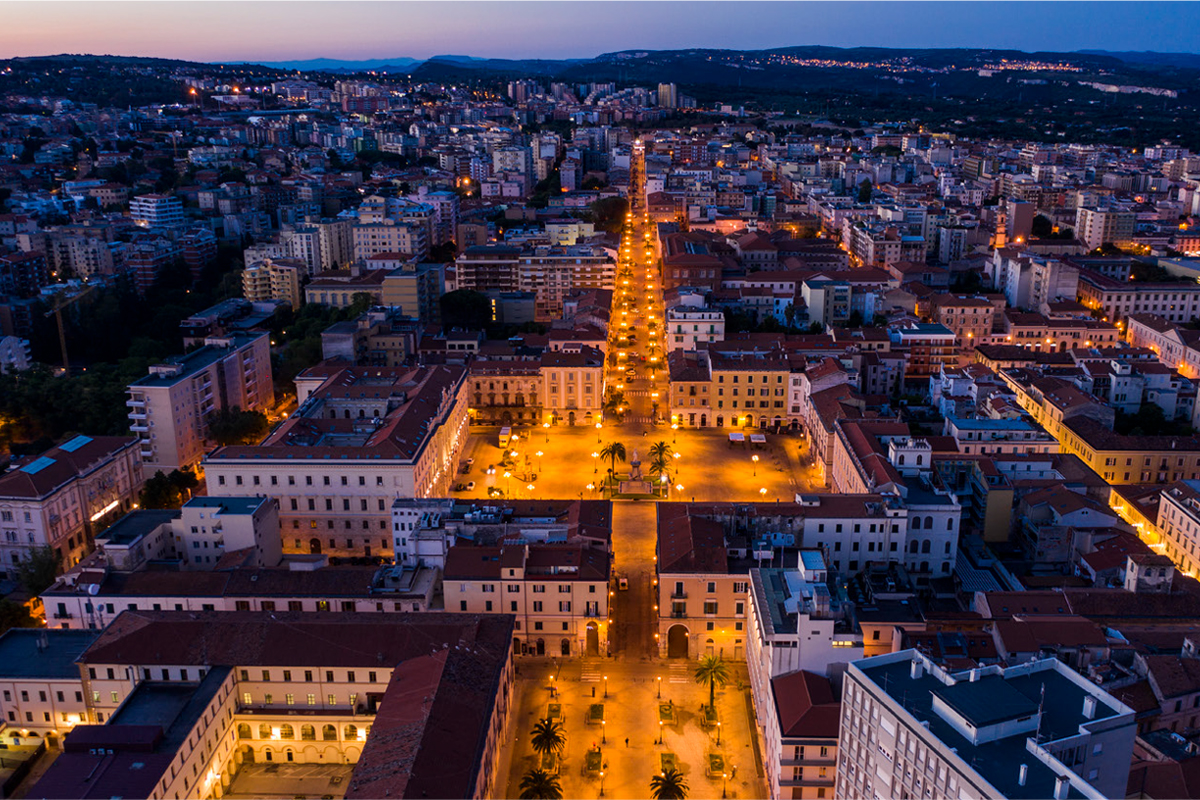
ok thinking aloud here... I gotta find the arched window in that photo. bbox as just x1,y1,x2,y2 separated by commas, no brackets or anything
947,517,954,531
237,723,252,739
898,455,905,465
258,724,271,740
344,724,358,740
301,725,315,741
924,516,934,529
921,540,932,554
909,541,919,554
323,724,337,741
280,724,294,740
916,455,923,465
912,516,922,530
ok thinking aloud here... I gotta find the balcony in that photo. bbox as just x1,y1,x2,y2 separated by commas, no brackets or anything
670,590,687,599
130,424,149,433
670,611,688,619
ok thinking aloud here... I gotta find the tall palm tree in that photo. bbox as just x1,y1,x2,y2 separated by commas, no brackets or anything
599,441,626,481
519,768,563,800
650,768,688,800
649,455,669,480
693,654,730,713
650,440,673,461
529,718,566,758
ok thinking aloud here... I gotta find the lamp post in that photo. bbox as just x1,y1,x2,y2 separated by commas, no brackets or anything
602,718,606,744
549,675,555,698
658,720,663,744
716,721,722,745
603,675,608,698
657,676,662,698
543,421,550,442
752,454,759,476
527,483,535,497
600,770,605,797
722,772,728,799
672,423,678,444
760,487,767,500
536,450,543,472
596,422,603,443
503,471,511,497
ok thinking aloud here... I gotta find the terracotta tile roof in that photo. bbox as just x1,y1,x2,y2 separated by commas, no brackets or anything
656,506,728,574
0,436,139,500
771,670,840,739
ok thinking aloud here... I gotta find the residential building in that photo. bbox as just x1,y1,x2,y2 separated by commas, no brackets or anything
941,417,1059,455
1075,206,1136,250
202,365,469,559
129,194,184,228
468,345,605,427
1077,269,1200,325
0,628,99,747
665,289,725,352
242,258,303,307
756,668,841,800
126,333,274,478
0,436,143,575
837,650,1136,800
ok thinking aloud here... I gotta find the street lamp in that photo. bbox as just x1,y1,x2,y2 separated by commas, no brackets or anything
760,487,767,499
527,483,535,497
602,718,606,744
596,422,603,443
503,471,511,496
657,676,662,698
604,675,608,698
658,720,664,744
550,675,556,697
536,450,544,471
600,770,605,797
752,454,759,476
716,721,722,745
671,423,678,443
543,421,550,441
722,772,728,799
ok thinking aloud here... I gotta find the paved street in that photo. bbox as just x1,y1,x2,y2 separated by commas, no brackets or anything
499,659,767,800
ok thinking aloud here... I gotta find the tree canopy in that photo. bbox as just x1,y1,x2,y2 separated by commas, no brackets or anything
206,408,270,446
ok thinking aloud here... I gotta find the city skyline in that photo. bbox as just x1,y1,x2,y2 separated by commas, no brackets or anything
3,1,1200,63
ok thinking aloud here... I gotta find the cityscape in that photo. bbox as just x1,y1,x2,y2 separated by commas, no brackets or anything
4,3,1200,799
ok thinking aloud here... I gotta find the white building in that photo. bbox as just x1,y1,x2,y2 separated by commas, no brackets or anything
0,436,143,576
129,194,184,228
666,289,725,352
837,650,1136,800
1075,206,1136,250
0,629,98,747
126,333,275,478
175,496,282,570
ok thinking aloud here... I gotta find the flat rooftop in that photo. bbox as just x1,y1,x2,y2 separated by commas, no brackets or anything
0,629,99,679
183,496,267,515
96,509,180,546
858,656,1123,799
129,333,265,388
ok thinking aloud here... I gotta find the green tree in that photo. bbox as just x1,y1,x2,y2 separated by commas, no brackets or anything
599,441,627,482
693,654,730,713
650,767,689,800
784,302,796,330
0,598,37,636
586,197,630,234
808,321,825,334
440,289,492,330
139,468,199,510
206,408,270,446
529,718,566,758
649,440,673,462
518,768,563,800
857,178,873,203
15,545,60,595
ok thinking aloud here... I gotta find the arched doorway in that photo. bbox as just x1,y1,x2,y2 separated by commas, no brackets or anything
501,410,514,425
513,636,521,655
535,638,545,656
586,622,599,656
309,538,321,554
560,638,571,656
700,414,707,427
568,411,576,426
667,624,689,658
706,638,715,656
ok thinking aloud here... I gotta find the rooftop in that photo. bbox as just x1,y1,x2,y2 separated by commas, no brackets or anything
0,629,99,680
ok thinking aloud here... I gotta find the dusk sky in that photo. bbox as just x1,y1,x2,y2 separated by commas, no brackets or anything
3,1,1199,63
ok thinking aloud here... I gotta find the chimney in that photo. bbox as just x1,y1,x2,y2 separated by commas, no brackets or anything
911,659,924,680
1054,775,1071,799
1018,764,1028,787
1082,695,1097,719
969,668,980,683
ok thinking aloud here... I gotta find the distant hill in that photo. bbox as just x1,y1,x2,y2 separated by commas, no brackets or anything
248,56,423,73
1078,50,1200,69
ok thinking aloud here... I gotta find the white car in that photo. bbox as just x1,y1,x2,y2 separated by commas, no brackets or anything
618,577,629,591
466,481,476,491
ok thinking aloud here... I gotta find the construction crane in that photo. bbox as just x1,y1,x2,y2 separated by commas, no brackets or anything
43,284,96,375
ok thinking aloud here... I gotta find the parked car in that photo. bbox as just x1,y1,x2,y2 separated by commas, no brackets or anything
618,577,629,591
466,481,476,491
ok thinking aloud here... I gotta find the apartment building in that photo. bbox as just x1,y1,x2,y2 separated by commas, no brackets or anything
378,261,444,324
1124,313,1200,379
667,349,715,428
1075,206,1136,250
241,258,303,307
0,629,98,747
709,348,791,429
352,219,430,262
444,542,610,657
1077,268,1200,324
889,322,957,377
202,365,469,559
929,295,995,347
456,244,616,321
755,665,841,800
304,268,388,308
126,333,274,478
468,345,605,427
0,435,143,575
842,221,924,268
1148,480,1200,577
666,291,725,352
837,650,1136,800
129,194,184,228
942,417,1059,455
21,611,514,800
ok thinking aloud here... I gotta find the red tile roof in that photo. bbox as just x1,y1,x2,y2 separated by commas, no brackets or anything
772,670,840,739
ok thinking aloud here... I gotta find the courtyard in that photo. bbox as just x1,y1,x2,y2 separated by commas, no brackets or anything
455,422,820,504
496,658,767,800
225,762,354,799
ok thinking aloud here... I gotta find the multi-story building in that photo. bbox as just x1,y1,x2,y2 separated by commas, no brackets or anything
929,295,995,348
19,611,514,799
456,244,615,321
126,333,274,478
444,541,610,657
124,236,181,293
667,349,715,428
1146,480,1200,577
0,436,143,576
889,322,957,377
1076,269,1200,325
0,628,99,747
242,258,303,307
665,291,725,352
129,194,185,228
1075,206,1136,250
709,347,792,429
304,268,388,309
202,364,469,559
941,417,1059,455
756,667,841,800
352,219,430,262
836,650,1136,800
379,261,445,324
468,345,605,427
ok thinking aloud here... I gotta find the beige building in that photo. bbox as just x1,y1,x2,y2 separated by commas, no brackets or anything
379,262,444,324
444,542,610,657
242,258,303,307
352,219,430,262
468,346,606,427
203,364,469,559
126,333,275,478
0,436,144,575
0,629,98,747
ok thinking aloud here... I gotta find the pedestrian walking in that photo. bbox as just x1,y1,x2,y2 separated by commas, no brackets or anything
625,737,629,747
592,686,596,698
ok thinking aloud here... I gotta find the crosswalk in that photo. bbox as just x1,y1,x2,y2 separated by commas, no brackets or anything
669,662,690,684
627,416,655,424
580,662,602,682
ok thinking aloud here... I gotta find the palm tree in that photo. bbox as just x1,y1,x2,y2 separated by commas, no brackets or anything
599,441,626,482
650,440,673,461
519,768,563,800
650,768,689,800
649,455,669,481
529,718,566,758
693,654,729,713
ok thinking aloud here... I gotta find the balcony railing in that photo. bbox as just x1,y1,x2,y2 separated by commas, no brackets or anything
670,590,687,599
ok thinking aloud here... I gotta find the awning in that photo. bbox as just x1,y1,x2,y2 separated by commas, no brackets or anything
728,432,745,442
750,434,767,444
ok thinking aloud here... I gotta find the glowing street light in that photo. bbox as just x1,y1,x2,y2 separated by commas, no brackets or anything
752,454,759,476
657,676,662,698
760,487,768,498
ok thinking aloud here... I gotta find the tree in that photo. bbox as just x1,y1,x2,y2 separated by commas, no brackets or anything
206,408,269,446
650,768,689,800
857,178,873,203
586,197,630,234
139,468,199,510
440,289,492,330
15,545,60,595
518,769,563,800
649,455,670,483
808,321,825,334
0,598,37,636
599,441,627,481
783,302,796,330
650,440,673,462
847,310,864,328
529,718,566,759
693,654,730,713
